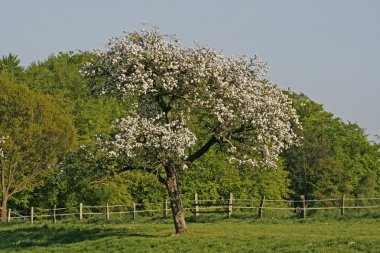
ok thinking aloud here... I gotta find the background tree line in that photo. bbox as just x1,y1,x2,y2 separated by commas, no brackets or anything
0,52,379,216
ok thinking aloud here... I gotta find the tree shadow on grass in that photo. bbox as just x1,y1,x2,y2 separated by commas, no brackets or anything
0,224,164,251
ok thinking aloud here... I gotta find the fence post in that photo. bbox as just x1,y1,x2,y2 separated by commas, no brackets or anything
258,195,265,219
163,200,168,218
53,205,56,224
7,208,11,223
300,195,306,219
341,194,345,216
106,203,110,220
291,200,297,213
228,192,233,218
194,193,199,216
132,202,136,220
79,203,83,220
30,207,34,224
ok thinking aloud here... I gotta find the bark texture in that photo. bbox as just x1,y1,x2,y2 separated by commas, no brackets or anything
1,193,7,222
165,166,187,234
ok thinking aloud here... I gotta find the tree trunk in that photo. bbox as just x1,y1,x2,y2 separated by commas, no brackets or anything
1,192,8,222
165,166,187,234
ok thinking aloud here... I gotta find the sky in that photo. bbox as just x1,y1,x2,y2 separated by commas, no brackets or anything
1,0,379,140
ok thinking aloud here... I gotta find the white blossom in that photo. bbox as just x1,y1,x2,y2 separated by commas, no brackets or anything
112,115,196,158
0,136,8,159
82,29,300,169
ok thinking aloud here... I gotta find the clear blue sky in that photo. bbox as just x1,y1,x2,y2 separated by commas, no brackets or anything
1,0,379,139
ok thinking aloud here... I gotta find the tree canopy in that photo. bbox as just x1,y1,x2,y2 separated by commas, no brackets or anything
81,30,301,233
0,75,76,220
282,92,380,200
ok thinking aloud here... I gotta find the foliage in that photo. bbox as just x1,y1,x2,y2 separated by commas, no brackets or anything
30,144,166,208
0,53,24,82
180,147,291,200
19,52,127,208
24,52,126,145
282,92,380,200
0,75,76,219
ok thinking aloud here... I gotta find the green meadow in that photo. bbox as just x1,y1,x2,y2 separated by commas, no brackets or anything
0,218,379,252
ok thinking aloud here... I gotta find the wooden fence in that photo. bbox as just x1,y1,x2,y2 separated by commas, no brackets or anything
1,194,380,224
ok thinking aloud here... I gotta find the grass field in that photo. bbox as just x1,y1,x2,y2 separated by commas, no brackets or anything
0,217,379,252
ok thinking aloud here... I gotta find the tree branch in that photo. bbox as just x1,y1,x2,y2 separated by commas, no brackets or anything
1,159,5,194
9,166,39,198
186,136,218,163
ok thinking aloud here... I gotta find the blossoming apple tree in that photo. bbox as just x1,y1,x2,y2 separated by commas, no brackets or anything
81,30,300,234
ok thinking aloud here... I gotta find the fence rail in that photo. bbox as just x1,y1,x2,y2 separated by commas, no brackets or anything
1,194,380,224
